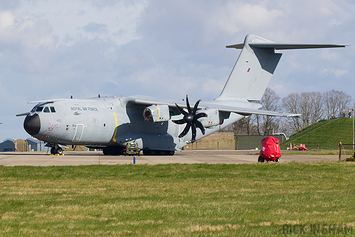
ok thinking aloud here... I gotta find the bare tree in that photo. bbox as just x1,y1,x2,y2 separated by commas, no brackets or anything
223,88,352,137
300,92,324,125
281,91,324,133
324,90,352,118
221,116,258,135
310,92,324,123
256,88,280,135
281,93,302,133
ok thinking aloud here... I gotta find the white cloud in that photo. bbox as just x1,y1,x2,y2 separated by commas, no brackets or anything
208,3,283,35
321,68,348,78
0,11,55,49
0,0,355,141
0,11,14,29
14,0,148,46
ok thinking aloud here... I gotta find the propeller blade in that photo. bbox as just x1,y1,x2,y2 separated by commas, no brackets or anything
192,99,201,115
186,95,192,114
174,95,207,142
178,123,191,138
191,124,196,142
16,112,30,117
195,120,205,135
175,103,188,115
194,112,207,120
172,119,186,124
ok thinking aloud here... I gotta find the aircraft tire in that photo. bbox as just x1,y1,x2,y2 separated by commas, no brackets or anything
143,149,175,156
103,146,124,156
57,147,63,155
142,149,151,155
51,146,63,155
50,147,56,155
103,148,110,155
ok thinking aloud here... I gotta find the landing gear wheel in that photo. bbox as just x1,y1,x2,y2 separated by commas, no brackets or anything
51,146,63,155
258,156,265,162
50,147,56,155
102,146,124,156
143,149,175,156
56,147,63,155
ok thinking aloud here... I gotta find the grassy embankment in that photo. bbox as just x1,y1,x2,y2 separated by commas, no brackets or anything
1,162,355,236
281,118,354,151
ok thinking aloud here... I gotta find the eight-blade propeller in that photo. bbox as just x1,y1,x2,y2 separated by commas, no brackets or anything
172,95,207,143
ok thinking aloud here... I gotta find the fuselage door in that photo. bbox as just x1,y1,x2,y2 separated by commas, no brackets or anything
72,124,84,142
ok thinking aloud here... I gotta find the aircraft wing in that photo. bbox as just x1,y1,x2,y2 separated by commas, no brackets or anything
212,105,300,117
132,97,178,108
130,96,300,117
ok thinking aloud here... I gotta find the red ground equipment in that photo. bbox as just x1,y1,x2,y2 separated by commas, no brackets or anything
298,144,308,151
258,136,282,162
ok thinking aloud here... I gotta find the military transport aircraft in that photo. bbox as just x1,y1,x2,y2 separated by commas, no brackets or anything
17,35,346,155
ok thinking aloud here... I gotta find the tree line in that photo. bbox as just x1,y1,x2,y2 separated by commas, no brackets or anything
223,88,353,137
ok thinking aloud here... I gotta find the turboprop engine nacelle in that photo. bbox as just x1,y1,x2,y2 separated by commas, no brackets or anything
143,104,170,122
197,109,229,128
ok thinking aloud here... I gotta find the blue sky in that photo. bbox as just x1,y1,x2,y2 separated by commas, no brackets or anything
0,0,354,141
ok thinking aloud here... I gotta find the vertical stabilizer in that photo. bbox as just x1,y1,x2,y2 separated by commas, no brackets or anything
216,35,282,102
216,34,346,102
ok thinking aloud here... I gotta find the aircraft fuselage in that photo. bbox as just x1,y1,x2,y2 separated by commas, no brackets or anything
24,96,207,154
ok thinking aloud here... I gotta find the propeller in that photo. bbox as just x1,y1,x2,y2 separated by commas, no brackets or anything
172,95,207,142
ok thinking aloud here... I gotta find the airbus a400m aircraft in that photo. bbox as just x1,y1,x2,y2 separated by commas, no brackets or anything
18,35,346,155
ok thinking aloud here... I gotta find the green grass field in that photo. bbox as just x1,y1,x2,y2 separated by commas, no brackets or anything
1,162,355,236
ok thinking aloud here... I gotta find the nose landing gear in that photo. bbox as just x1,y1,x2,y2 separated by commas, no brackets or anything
50,145,63,155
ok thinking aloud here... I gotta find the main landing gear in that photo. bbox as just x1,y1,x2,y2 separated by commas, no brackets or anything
143,149,175,156
102,146,175,156
103,146,125,156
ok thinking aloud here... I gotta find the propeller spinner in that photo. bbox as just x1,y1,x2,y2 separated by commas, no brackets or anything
172,95,207,143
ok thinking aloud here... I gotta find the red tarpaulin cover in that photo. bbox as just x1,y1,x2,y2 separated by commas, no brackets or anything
259,136,282,160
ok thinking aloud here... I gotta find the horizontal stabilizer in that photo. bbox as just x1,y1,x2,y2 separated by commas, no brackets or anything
227,43,347,50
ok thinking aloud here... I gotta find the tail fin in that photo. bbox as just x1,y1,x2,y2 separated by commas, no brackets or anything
216,35,281,102
215,34,346,102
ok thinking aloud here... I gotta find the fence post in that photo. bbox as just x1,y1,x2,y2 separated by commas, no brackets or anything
339,142,342,160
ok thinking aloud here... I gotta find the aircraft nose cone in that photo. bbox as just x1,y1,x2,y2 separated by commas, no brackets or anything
24,114,41,136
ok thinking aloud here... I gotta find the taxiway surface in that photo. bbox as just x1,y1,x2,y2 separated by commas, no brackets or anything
0,150,339,166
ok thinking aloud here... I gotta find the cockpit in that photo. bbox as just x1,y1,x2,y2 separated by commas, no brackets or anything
31,106,56,113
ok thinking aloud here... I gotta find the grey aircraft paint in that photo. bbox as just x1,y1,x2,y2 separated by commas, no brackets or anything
18,35,346,155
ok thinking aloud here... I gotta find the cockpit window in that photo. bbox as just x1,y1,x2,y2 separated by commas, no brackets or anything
31,104,56,113
35,107,44,112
